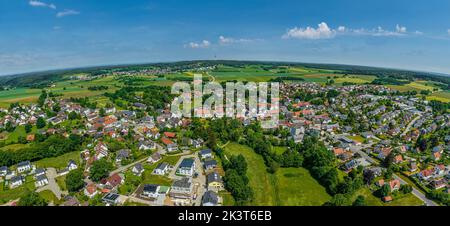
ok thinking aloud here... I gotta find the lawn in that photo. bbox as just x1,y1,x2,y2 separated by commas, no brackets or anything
274,167,331,206
224,142,276,205
348,135,365,143
272,146,288,155
34,151,81,169
39,190,61,205
0,178,36,204
351,188,424,206
55,175,67,191
224,142,331,206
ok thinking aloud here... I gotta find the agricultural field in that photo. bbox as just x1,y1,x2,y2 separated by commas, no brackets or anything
224,142,331,206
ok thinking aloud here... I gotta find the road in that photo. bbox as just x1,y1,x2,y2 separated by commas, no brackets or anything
401,114,421,137
36,168,67,199
109,157,148,176
334,134,438,206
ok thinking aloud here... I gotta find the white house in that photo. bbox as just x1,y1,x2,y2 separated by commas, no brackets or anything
17,161,32,173
176,158,195,176
35,175,49,187
132,163,144,176
199,149,213,159
138,140,156,151
10,176,24,188
141,184,160,199
153,162,169,175
67,160,78,171
147,152,162,164
0,166,8,176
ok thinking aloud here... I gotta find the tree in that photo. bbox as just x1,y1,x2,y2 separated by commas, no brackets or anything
18,190,48,206
66,169,85,192
352,195,366,206
325,194,348,206
400,184,413,194
68,111,79,120
36,117,46,129
25,123,33,133
99,108,106,117
381,184,391,197
89,159,113,182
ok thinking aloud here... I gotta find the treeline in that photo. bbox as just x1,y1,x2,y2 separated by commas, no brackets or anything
0,134,84,167
371,77,410,85
88,85,108,91
221,154,253,205
104,85,174,114
269,77,305,82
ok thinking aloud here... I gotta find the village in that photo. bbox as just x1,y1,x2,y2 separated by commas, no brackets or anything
0,78,449,206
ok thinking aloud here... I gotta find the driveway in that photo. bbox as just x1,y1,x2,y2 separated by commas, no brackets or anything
36,168,67,199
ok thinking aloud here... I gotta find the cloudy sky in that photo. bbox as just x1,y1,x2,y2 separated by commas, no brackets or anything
1,0,450,75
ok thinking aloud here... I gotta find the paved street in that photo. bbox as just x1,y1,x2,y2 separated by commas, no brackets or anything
401,114,422,137
36,168,67,199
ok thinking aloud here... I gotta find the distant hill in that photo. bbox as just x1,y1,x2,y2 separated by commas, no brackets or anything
0,60,449,89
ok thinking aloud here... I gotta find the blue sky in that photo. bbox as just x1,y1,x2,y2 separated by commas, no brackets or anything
1,0,450,75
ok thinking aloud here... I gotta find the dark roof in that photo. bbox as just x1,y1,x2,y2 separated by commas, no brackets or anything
200,149,212,155
0,166,8,171
207,172,222,184
179,158,194,168
17,161,31,167
202,191,218,205
35,168,45,174
11,175,23,183
133,163,143,172
103,193,120,202
36,174,48,181
155,162,169,170
204,159,217,168
143,184,159,193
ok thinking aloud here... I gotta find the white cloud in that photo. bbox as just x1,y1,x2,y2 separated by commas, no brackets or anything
218,35,258,44
283,22,336,39
29,0,56,10
186,40,211,49
283,22,420,40
396,24,407,33
56,9,80,18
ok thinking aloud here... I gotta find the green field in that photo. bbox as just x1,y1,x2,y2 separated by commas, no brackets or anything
34,151,81,169
224,142,331,206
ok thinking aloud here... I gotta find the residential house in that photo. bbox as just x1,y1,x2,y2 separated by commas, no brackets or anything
202,191,220,206
0,166,7,177
84,183,98,198
10,176,24,188
147,152,162,164
199,149,213,159
153,162,169,175
102,193,121,205
167,143,179,153
170,177,193,200
35,175,49,187
206,171,224,191
34,168,46,178
177,158,195,176
67,160,78,171
203,159,217,171
132,163,144,176
138,140,156,151
431,179,446,190
17,161,32,173
141,184,160,199
115,149,131,163
104,174,123,190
